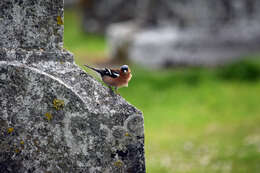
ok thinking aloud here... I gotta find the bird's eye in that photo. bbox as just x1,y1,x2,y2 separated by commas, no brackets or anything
121,65,129,73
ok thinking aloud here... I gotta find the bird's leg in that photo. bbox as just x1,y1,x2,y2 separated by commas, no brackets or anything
108,85,114,95
114,87,120,95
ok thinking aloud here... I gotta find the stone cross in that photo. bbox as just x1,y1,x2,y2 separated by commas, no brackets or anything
0,0,145,172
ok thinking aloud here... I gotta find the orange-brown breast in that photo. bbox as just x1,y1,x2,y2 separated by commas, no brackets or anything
102,72,132,88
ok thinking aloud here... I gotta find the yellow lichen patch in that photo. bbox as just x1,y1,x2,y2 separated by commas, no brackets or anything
114,160,123,167
15,148,20,153
45,112,53,121
125,132,130,137
20,140,25,145
53,99,64,110
57,16,64,25
7,127,14,133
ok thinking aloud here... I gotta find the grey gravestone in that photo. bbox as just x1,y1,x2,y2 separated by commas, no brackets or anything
81,0,139,33
64,0,80,7
0,0,145,172
106,0,260,67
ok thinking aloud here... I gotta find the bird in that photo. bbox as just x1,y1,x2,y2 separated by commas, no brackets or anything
84,64,132,94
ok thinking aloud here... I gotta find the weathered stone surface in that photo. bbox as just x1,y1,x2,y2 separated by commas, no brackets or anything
106,0,260,67
0,57,145,173
0,0,64,50
0,0,145,172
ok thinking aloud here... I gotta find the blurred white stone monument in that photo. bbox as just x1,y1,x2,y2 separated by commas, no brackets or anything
107,0,260,67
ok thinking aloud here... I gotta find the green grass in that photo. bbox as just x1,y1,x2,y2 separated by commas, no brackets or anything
64,9,260,173
121,64,260,173
64,9,107,64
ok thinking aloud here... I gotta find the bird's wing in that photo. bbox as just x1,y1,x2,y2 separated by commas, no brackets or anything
104,68,120,78
84,64,120,78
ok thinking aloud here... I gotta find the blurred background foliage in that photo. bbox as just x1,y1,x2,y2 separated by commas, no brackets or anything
64,2,260,172
64,10,107,64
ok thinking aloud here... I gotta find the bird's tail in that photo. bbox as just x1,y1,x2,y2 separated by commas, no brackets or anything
84,64,102,74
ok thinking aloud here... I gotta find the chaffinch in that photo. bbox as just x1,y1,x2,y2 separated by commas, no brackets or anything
84,64,132,93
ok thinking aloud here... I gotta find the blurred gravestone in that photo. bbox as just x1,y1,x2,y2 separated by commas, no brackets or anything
64,0,80,7
0,0,145,172
80,0,139,33
106,0,260,67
